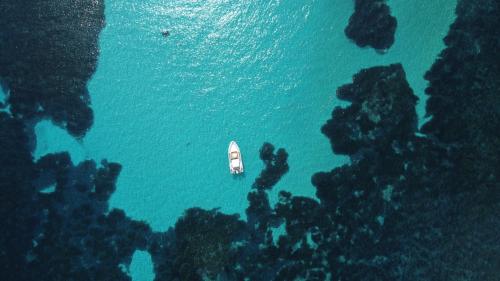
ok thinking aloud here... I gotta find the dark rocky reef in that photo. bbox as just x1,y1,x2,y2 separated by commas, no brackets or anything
406,3,500,277
0,0,105,137
345,0,397,51
0,112,154,281
28,153,154,281
0,111,155,281
310,64,421,279
0,112,38,281
253,142,289,190
313,1,500,277
170,208,246,280
422,0,500,192
1,0,499,280
321,64,417,156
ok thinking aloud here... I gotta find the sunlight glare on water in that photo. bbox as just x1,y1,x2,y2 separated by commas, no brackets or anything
34,0,456,232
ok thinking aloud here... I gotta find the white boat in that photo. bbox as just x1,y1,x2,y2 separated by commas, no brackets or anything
228,141,244,174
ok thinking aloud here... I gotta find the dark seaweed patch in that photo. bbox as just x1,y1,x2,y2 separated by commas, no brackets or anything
29,153,150,281
321,64,417,156
170,208,246,280
1,0,499,280
345,0,397,51
253,142,290,190
0,0,105,137
422,0,500,193
0,113,37,280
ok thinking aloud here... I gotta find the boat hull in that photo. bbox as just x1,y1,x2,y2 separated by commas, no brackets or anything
228,141,244,174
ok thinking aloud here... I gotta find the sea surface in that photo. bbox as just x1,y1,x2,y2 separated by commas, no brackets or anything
33,0,456,279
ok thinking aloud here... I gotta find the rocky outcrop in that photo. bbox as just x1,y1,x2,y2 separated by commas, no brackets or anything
0,0,105,137
345,0,397,51
0,112,37,281
422,0,500,192
1,0,499,280
321,64,417,156
169,208,246,280
253,142,290,190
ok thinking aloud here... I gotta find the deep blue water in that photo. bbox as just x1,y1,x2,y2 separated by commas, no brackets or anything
32,0,457,279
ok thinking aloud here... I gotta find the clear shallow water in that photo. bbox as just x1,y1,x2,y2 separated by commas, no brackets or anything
129,251,155,281
0,87,10,114
0,86,6,104
35,0,456,236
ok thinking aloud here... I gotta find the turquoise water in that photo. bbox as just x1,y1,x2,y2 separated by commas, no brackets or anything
0,87,5,104
34,3,456,278
0,87,8,114
33,1,456,279
129,250,155,281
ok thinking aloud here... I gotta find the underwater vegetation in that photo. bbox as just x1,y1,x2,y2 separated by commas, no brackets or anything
345,0,397,51
0,0,499,280
422,0,500,194
170,208,246,280
0,0,104,137
0,112,36,281
253,142,290,190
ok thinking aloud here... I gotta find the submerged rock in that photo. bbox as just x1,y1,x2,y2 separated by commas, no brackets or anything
161,30,170,37
253,142,290,190
0,113,37,281
422,0,500,192
1,0,499,280
321,64,417,156
0,0,105,137
27,153,154,281
171,208,246,280
345,0,397,51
